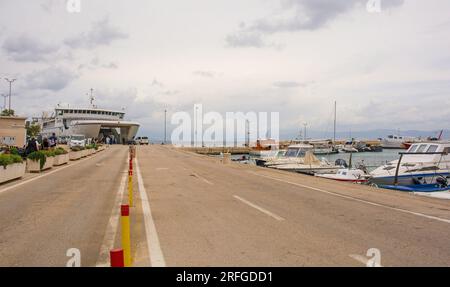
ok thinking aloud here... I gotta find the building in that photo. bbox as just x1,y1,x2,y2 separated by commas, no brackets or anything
0,116,27,147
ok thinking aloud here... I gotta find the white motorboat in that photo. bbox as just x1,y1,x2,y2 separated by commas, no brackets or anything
263,144,314,167
370,141,450,186
381,134,417,149
316,168,369,183
273,151,341,175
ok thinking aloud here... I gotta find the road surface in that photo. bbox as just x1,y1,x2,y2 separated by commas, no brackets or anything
0,145,449,266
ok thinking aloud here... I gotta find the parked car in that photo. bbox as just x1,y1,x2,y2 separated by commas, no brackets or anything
68,135,86,149
135,136,149,145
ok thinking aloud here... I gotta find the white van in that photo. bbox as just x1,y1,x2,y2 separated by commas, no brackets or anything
135,136,149,145
69,134,86,148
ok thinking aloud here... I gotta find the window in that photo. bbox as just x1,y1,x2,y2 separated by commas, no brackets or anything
426,145,438,153
416,144,428,153
444,147,450,154
286,148,298,157
408,145,418,153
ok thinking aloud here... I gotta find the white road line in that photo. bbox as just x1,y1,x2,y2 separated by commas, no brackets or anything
349,254,383,267
95,164,128,267
249,171,450,224
0,150,106,196
191,172,214,185
233,195,285,221
135,158,166,267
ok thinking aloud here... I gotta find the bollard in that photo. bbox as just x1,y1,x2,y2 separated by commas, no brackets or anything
110,249,124,267
128,170,133,207
121,205,132,267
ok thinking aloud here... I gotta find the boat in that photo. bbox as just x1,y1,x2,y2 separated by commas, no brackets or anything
342,141,358,153
316,168,369,183
370,141,450,186
37,93,140,144
263,144,314,167
379,183,450,193
381,134,417,149
273,151,341,175
254,150,286,166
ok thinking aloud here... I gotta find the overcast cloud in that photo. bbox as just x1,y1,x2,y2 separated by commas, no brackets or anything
0,0,449,139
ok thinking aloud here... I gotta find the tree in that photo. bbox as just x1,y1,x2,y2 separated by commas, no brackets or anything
26,122,41,138
1,109,15,116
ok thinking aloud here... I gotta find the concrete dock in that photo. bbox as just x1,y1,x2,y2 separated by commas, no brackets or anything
0,145,449,266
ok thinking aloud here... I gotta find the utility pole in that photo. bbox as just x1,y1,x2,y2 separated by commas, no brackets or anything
4,78,16,112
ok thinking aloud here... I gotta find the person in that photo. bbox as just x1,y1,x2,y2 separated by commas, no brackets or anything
49,133,57,148
106,136,111,145
42,138,50,150
25,137,39,155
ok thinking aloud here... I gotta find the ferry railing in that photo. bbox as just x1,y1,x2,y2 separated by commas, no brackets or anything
394,151,448,185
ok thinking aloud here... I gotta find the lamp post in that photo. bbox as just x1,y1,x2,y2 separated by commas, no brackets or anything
164,109,167,144
4,78,16,112
1,94,8,110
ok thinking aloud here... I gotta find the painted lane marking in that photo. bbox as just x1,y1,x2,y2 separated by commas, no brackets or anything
0,150,108,196
135,158,166,267
191,172,214,185
233,195,285,221
249,171,450,224
95,163,128,267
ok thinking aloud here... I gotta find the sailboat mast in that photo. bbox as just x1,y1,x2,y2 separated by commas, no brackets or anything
333,101,337,143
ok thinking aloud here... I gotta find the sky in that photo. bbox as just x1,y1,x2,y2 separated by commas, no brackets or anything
0,0,449,140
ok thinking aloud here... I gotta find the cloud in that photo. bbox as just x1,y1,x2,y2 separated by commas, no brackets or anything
24,66,78,91
227,0,404,47
193,70,221,78
2,35,60,62
64,16,128,49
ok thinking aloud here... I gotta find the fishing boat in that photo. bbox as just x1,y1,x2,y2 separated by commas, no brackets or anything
370,141,450,186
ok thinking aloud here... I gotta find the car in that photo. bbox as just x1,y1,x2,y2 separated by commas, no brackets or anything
68,134,86,148
135,136,149,145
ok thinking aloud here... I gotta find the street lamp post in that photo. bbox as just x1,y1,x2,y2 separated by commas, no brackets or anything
1,94,8,111
4,78,16,113
164,109,167,144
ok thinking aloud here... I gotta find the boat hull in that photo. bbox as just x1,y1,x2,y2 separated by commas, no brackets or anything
370,172,450,186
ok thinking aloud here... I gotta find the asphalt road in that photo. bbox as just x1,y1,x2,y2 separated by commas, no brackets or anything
0,146,128,267
0,145,449,266
136,145,450,267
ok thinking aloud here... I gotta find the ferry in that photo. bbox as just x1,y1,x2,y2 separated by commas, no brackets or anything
370,141,450,186
380,134,417,149
37,99,140,144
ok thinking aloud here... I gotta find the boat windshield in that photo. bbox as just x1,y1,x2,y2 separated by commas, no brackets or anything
416,144,428,153
408,144,418,153
285,148,299,157
426,145,438,153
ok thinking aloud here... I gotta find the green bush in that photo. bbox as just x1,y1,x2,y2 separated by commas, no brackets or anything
70,146,85,152
27,151,48,170
54,147,68,155
0,154,23,169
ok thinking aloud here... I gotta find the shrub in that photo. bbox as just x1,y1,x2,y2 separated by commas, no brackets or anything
27,151,47,170
0,154,23,169
54,147,68,155
70,146,85,152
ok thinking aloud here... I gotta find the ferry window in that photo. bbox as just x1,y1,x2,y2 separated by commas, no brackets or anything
64,110,68,113
57,110,63,116
388,135,393,139
426,145,438,153
416,144,427,153
408,145,418,153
